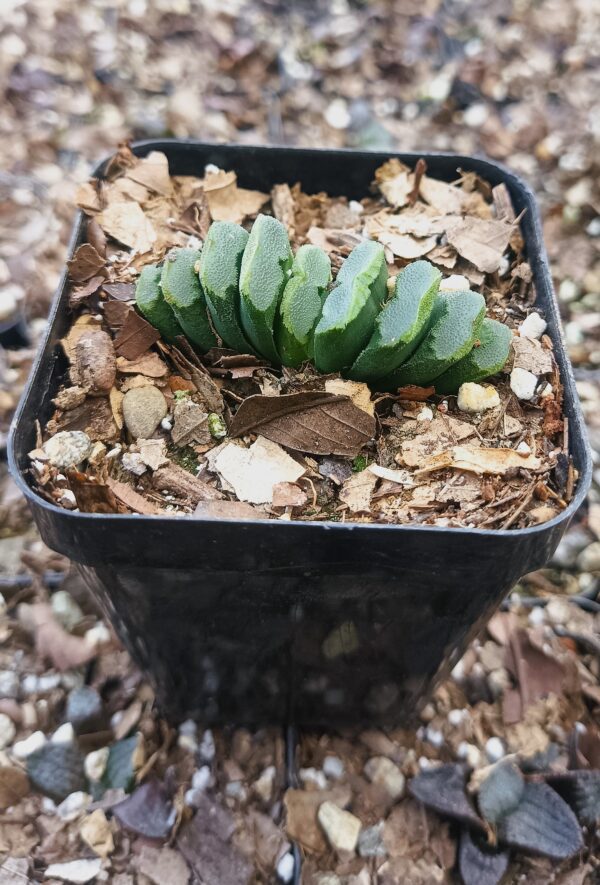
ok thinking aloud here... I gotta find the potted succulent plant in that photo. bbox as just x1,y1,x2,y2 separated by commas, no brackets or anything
9,141,591,726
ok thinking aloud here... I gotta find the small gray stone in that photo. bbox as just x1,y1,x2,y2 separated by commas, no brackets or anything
122,386,167,439
357,821,387,858
66,686,104,735
43,431,92,468
27,743,87,802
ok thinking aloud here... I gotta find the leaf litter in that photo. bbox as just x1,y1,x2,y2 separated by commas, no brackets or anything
32,147,574,530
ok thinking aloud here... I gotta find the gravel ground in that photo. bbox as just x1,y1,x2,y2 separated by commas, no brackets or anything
0,0,598,882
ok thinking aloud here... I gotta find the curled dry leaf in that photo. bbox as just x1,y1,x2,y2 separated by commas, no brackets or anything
67,243,106,282
96,201,157,253
114,310,161,360
376,230,438,260
374,158,412,208
229,392,375,457
125,151,172,196
446,216,514,274
202,168,267,224
324,378,374,415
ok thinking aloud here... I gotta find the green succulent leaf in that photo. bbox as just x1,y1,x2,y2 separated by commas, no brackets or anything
199,221,256,354
275,244,332,367
313,240,387,374
239,214,293,363
348,259,441,381
377,289,486,390
433,318,512,394
161,248,218,352
135,264,184,343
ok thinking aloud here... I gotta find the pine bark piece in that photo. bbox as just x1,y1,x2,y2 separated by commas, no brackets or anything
74,330,116,395
152,463,224,504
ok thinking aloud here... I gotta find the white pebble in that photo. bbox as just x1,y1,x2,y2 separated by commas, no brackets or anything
447,708,468,727
192,765,214,791
199,729,215,763
178,734,198,754
457,741,483,768
424,727,444,749
121,452,147,476
85,747,109,782
84,622,111,649
299,767,328,790
323,755,345,780
485,737,505,763
440,274,470,292
51,590,83,631
416,405,433,422
56,791,91,821
528,606,546,626
161,418,173,431
558,279,579,303
516,441,532,455
510,367,538,401
349,200,363,215
51,722,75,744
205,163,221,175
277,851,295,883
0,713,16,749
42,797,57,814
457,382,500,414
519,311,547,340
463,103,489,128
325,98,351,130
12,730,46,759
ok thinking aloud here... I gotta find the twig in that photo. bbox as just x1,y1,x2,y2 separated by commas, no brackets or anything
501,482,536,529
408,158,427,206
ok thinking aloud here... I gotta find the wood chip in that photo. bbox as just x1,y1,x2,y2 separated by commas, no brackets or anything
106,478,162,514
214,437,305,504
417,445,542,476
339,469,378,513
152,463,223,504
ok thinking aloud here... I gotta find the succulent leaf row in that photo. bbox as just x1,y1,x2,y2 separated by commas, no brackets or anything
135,214,511,394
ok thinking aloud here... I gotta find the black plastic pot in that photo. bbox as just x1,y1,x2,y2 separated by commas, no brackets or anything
8,141,592,727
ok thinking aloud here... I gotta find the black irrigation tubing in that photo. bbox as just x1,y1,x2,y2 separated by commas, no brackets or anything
285,723,303,885
501,594,600,614
0,570,67,592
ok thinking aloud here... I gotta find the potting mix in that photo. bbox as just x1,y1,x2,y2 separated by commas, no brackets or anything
29,145,575,529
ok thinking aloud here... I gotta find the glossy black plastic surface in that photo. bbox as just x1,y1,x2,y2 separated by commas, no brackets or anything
9,141,592,726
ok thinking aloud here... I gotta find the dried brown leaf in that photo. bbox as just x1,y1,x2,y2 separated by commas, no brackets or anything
229,392,375,457
446,217,514,273
67,243,106,282
114,310,160,360
96,201,157,253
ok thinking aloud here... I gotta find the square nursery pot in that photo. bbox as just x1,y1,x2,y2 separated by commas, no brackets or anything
9,141,592,727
